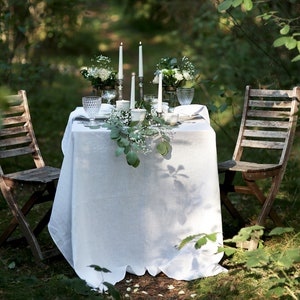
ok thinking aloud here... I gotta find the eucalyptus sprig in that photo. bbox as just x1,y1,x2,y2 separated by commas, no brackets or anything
104,110,172,168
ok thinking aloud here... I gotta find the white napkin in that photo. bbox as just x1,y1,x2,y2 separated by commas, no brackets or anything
98,104,114,116
173,105,210,123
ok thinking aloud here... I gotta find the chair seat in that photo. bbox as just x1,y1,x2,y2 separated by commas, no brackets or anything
3,166,60,184
218,160,281,173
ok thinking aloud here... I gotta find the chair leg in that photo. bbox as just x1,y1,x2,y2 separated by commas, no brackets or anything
0,191,43,245
220,170,245,226
220,190,245,227
3,192,44,260
243,177,283,226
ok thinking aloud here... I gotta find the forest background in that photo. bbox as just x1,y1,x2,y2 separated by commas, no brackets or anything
0,0,300,299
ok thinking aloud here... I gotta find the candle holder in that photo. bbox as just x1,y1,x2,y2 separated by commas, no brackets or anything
117,79,123,100
138,76,144,102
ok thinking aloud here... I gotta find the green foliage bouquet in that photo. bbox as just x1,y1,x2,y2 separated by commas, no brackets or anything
152,56,196,88
80,55,117,90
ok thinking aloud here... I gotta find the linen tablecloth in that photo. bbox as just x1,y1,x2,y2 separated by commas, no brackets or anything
48,106,227,290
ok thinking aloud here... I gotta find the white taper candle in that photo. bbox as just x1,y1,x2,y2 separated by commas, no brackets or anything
130,72,136,109
118,42,123,79
157,72,163,113
138,41,143,77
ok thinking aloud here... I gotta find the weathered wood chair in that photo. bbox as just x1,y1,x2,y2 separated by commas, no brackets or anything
0,90,60,261
218,85,300,227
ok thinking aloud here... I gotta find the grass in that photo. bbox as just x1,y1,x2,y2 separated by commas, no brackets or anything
0,1,300,299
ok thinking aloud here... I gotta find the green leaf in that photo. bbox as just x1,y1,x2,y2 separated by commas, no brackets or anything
218,0,233,12
115,146,124,156
280,24,290,35
227,225,264,243
206,232,217,242
232,0,243,8
117,137,130,147
178,234,200,249
268,227,294,236
278,248,300,268
8,261,16,269
285,37,297,49
156,141,171,156
273,36,289,47
219,102,228,113
291,54,300,62
243,0,253,11
103,282,121,300
218,246,236,256
110,127,120,139
195,236,208,249
126,151,140,167
245,248,269,268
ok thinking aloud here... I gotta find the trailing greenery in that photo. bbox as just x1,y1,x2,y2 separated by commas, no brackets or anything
104,109,172,167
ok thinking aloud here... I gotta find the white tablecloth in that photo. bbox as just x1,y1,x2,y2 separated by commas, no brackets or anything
48,107,227,290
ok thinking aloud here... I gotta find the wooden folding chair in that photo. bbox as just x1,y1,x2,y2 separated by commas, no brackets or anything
0,90,60,261
218,85,300,227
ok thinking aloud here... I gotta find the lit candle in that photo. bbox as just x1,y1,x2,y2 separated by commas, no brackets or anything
157,72,163,113
138,41,143,77
130,72,136,109
118,42,123,79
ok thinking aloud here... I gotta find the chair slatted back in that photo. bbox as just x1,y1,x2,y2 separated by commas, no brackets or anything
233,85,299,165
0,90,45,172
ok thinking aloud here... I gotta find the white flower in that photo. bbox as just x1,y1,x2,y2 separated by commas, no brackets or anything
182,70,194,81
173,69,184,82
87,67,112,81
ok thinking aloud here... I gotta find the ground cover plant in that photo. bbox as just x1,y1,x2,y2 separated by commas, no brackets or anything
0,0,300,299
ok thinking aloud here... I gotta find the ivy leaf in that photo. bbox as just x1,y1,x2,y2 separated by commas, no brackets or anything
126,151,140,168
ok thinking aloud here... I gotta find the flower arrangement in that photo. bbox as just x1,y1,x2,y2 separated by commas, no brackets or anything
80,55,117,90
104,109,172,168
152,56,196,88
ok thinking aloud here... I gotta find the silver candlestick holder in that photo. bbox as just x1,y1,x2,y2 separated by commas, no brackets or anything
138,76,144,102
117,79,123,100
156,111,163,118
